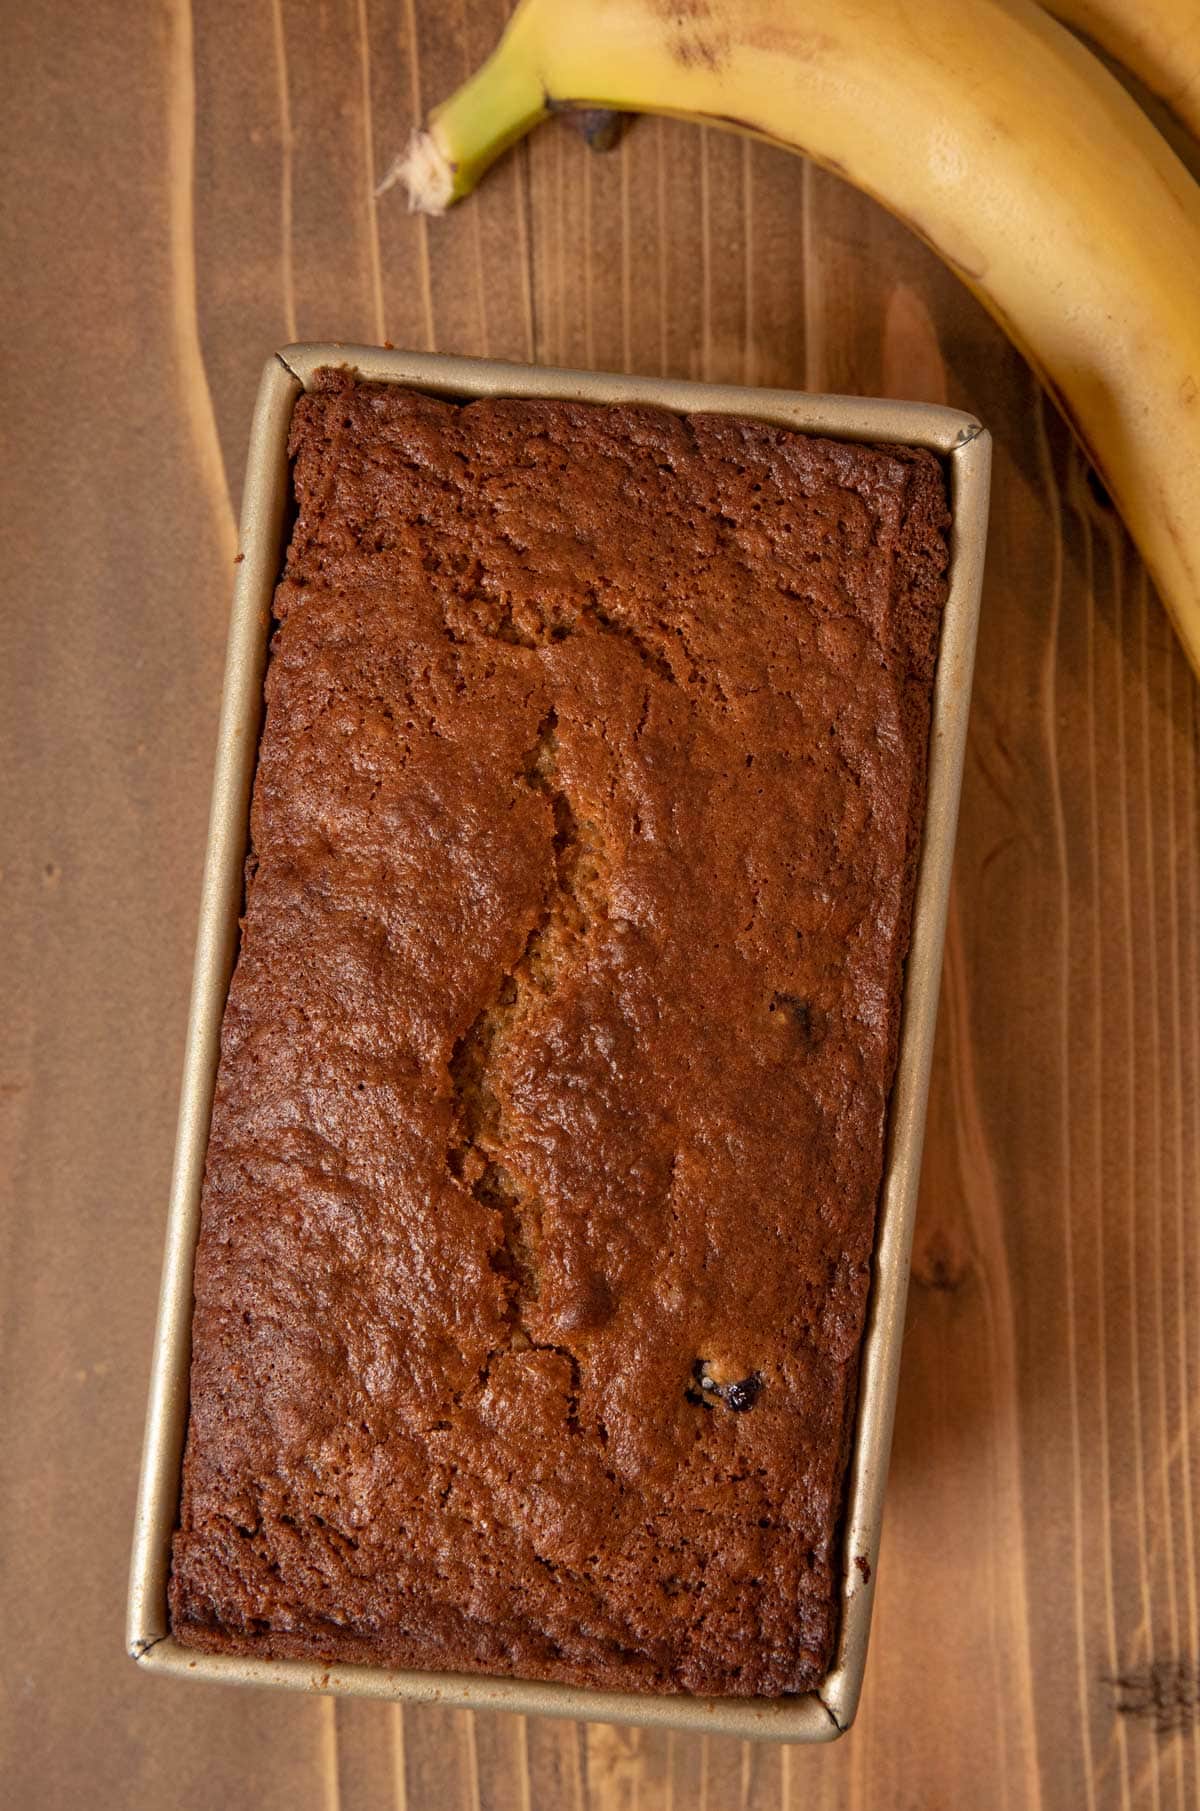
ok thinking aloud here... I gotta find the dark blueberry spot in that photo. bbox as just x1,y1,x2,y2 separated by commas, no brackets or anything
769,993,826,1049
689,1358,763,1411
725,1374,763,1412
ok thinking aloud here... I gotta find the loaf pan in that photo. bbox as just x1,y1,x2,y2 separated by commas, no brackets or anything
128,345,991,1742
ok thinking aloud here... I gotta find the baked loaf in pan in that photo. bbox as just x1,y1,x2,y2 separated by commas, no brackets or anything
170,372,950,1697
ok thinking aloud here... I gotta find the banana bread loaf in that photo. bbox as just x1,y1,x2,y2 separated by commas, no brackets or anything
169,371,950,1697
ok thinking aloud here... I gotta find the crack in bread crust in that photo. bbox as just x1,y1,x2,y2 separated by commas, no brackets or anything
447,707,609,1368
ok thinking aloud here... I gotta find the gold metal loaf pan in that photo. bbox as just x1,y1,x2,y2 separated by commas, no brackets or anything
128,346,991,1742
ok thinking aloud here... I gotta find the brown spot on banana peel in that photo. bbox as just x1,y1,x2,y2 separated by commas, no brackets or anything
670,29,730,70
645,0,728,67
649,0,832,58
649,0,715,16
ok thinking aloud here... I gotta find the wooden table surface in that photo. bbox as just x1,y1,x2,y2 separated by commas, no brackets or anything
5,3,1199,1806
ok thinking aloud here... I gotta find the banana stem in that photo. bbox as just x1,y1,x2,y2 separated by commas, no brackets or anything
379,15,548,212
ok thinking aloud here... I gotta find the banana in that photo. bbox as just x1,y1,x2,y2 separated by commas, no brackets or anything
1043,0,1200,143
386,0,1200,683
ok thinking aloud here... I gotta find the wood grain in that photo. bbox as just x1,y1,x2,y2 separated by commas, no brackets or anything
2,2,1197,1806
